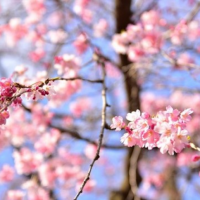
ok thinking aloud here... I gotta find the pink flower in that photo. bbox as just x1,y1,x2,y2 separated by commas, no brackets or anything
172,128,189,153
126,109,140,122
93,19,108,37
128,45,145,61
112,33,128,54
121,133,138,147
154,122,172,136
177,53,194,67
157,136,174,155
29,48,45,62
58,148,84,165
22,0,45,24
188,21,200,40
56,166,80,180
54,54,79,77
84,144,98,159
0,78,17,105
27,187,50,200
113,106,192,155
13,148,43,175
135,117,151,133
126,24,142,40
0,111,9,125
165,106,180,121
171,21,187,45
73,0,92,23
74,0,90,14
177,152,196,166
143,129,159,150
48,29,67,44
6,190,24,200
180,108,193,122
38,162,56,188
105,62,121,78
0,165,14,183
73,33,88,54
4,18,27,47
141,31,162,54
110,116,125,131
192,155,200,162
70,97,91,117
34,129,60,155
141,10,160,27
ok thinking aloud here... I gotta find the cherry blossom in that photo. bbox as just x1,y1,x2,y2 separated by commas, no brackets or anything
0,165,14,183
110,116,125,131
13,148,43,175
54,54,80,76
93,19,108,37
73,33,89,54
1,1,200,199
6,190,24,200
34,129,60,155
111,106,193,155
192,155,200,162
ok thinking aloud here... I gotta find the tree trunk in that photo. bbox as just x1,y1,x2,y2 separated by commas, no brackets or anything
110,1,181,200
110,1,142,199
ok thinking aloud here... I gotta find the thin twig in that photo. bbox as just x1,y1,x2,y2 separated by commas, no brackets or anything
0,76,103,113
73,60,107,200
50,124,125,149
185,1,200,23
164,0,200,39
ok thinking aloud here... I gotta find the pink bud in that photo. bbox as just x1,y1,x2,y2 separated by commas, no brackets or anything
192,155,200,162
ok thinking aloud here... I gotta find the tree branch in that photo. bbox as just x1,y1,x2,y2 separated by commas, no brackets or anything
21,104,125,150
73,59,107,199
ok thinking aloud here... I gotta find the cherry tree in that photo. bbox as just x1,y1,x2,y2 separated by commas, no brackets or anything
1,0,200,200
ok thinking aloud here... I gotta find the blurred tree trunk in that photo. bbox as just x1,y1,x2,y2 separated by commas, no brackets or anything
110,1,181,200
110,1,142,199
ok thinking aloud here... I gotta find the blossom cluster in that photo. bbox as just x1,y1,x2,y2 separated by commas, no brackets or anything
0,75,55,129
0,78,19,126
111,106,193,155
54,54,80,77
74,0,92,24
112,10,163,62
111,10,200,67
3,146,96,200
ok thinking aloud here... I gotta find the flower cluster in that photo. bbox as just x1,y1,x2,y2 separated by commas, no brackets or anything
22,0,46,24
54,54,79,77
26,83,52,101
112,10,200,67
74,0,92,24
0,78,20,125
112,10,163,62
0,75,56,130
2,18,28,47
111,106,193,155
0,78,17,102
